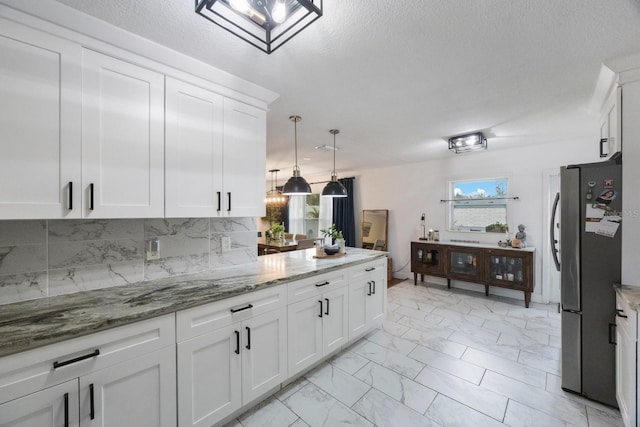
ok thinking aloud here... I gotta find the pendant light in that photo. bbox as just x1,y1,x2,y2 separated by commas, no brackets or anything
322,129,348,197
282,115,312,195
265,169,287,206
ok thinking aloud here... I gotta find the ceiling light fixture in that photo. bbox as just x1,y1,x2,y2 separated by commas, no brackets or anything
322,129,348,198
265,169,287,206
195,0,323,54
282,115,312,195
448,131,488,154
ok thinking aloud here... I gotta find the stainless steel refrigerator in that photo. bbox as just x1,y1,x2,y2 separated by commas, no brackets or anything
551,153,622,407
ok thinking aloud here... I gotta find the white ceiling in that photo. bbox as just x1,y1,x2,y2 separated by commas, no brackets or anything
52,0,640,181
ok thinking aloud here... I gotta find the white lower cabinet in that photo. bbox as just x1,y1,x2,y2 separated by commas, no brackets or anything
616,294,637,427
0,315,176,427
349,259,387,340
287,284,349,377
176,286,288,427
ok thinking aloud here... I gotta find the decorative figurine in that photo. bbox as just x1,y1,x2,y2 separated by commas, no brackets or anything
511,224,527,248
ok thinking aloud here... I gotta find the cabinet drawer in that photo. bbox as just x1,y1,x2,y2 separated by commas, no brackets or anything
287,270,348,304
177,284,287,342
616,295,637,340
0,314,175,405
350,258,387,282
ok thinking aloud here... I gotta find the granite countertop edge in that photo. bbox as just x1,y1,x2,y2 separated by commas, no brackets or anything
614,284,640,311
0,248,386,358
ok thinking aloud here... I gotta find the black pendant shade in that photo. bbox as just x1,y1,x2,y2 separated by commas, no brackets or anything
322,129,347,197
282,115,312,195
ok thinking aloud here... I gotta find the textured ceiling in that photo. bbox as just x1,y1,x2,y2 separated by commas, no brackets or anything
47,0,640,179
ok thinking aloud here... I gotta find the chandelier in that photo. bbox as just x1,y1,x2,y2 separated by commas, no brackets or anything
195,0,323,54
265,169,287,206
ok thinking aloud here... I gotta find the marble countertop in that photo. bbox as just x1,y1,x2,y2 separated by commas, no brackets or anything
412,240,535,252
0,248,385,358
615,284,640,311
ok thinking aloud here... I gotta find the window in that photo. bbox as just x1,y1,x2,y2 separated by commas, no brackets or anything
288,194,332,238
448,177,508,232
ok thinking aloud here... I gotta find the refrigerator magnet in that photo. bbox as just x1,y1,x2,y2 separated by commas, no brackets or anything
586,181,596,200
595,189,617,205
604,178,614,189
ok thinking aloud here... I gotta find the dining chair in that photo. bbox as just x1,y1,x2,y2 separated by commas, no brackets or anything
296,239,315,249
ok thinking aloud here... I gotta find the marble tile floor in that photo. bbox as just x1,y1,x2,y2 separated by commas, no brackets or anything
225,280,623,427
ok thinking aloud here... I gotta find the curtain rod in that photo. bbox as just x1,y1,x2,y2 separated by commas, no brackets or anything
308,176,356,185
440,196,519,202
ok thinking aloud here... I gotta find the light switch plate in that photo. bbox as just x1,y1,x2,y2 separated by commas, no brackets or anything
147,239,160,260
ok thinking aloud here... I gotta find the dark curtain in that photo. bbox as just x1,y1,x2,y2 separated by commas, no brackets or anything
332,178,356,247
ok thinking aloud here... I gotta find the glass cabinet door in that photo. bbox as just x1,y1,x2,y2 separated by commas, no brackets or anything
487,253,525,285
448,248,482,279
411,243,444,276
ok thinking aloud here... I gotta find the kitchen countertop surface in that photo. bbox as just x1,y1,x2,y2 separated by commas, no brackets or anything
615,284,640,311
0,248,386,358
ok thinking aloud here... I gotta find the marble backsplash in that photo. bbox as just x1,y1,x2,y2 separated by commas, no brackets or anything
0,217,257,305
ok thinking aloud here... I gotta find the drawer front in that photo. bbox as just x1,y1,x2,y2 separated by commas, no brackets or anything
0,314,175,405
616,295,637,340
287,270,348,304
176,284,287,342
350,258,387,282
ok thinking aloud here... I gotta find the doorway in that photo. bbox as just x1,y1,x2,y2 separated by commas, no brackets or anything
542,169,561,304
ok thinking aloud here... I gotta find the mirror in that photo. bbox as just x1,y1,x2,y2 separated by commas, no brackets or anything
361,209,388,251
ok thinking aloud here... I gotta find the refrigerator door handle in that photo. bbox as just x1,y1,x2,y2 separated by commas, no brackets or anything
609,323,617,345
550,191,561,272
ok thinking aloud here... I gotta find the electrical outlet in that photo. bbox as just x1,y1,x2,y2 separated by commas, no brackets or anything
147,239,160,260
221,236,231,252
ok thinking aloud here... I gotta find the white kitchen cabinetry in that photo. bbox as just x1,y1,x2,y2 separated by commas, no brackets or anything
0,19,82,219
599,86,622,158
615,293,637,427
165,77,266,218
176,285,287,427
0,315,176,427
349,258,387,340
82,49,165,218
287,272,349,377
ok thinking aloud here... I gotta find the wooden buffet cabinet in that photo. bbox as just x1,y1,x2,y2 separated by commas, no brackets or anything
411,241,535,307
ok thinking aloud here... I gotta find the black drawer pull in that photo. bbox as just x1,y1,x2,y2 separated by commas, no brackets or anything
53,349,100,369
318,300,323,318
616,309,628,319
227,192,232,212
365,267,375,272
90,383,95,420
230,304,253,313
245,326,251,350
315,281,330,287
325,298,330,315
367,281,372,296
372,280,376,295
64,393,69,427
89,183,94,210
217,191,221,212
235,330,240,354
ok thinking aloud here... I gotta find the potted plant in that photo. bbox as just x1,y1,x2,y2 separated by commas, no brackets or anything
269,223,285,243
321,224,345,254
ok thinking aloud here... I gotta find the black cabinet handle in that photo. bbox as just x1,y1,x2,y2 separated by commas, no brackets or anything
217,191,221,212
609,323,617,345
89,383,95,420
325,298,330,315
235,330,240,354
365,267,375,272
227,192,231,212
53,349,100,369
89,183,94,210
315,281,330,287
245,326,251,350
318,300,323,318
68,182,73,210
64,393,69,427
372,280,376,295
367,281,372,296
616,309,628,319
230,304,253,313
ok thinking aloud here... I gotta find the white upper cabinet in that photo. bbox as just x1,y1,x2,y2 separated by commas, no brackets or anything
165,78,224,217
165,78,266,218
0,19,82,219
82,49,165,218
221,98,266,217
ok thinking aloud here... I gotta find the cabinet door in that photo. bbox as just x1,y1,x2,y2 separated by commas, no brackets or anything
80,346,176,427
485,251,531,290
366,272,386,325
447,247,483,282
82,49,164,218
0,20,81,219
322,286,349,355
242,307,287,403
0,379,79,427
288,297,323,377
348,279,368,340
221,98,266,217
177,325,241,427
615,302,636,427
165,78,224,217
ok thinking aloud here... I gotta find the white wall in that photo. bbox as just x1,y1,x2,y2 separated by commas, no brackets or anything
622,80,640,285
354,137,602,303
